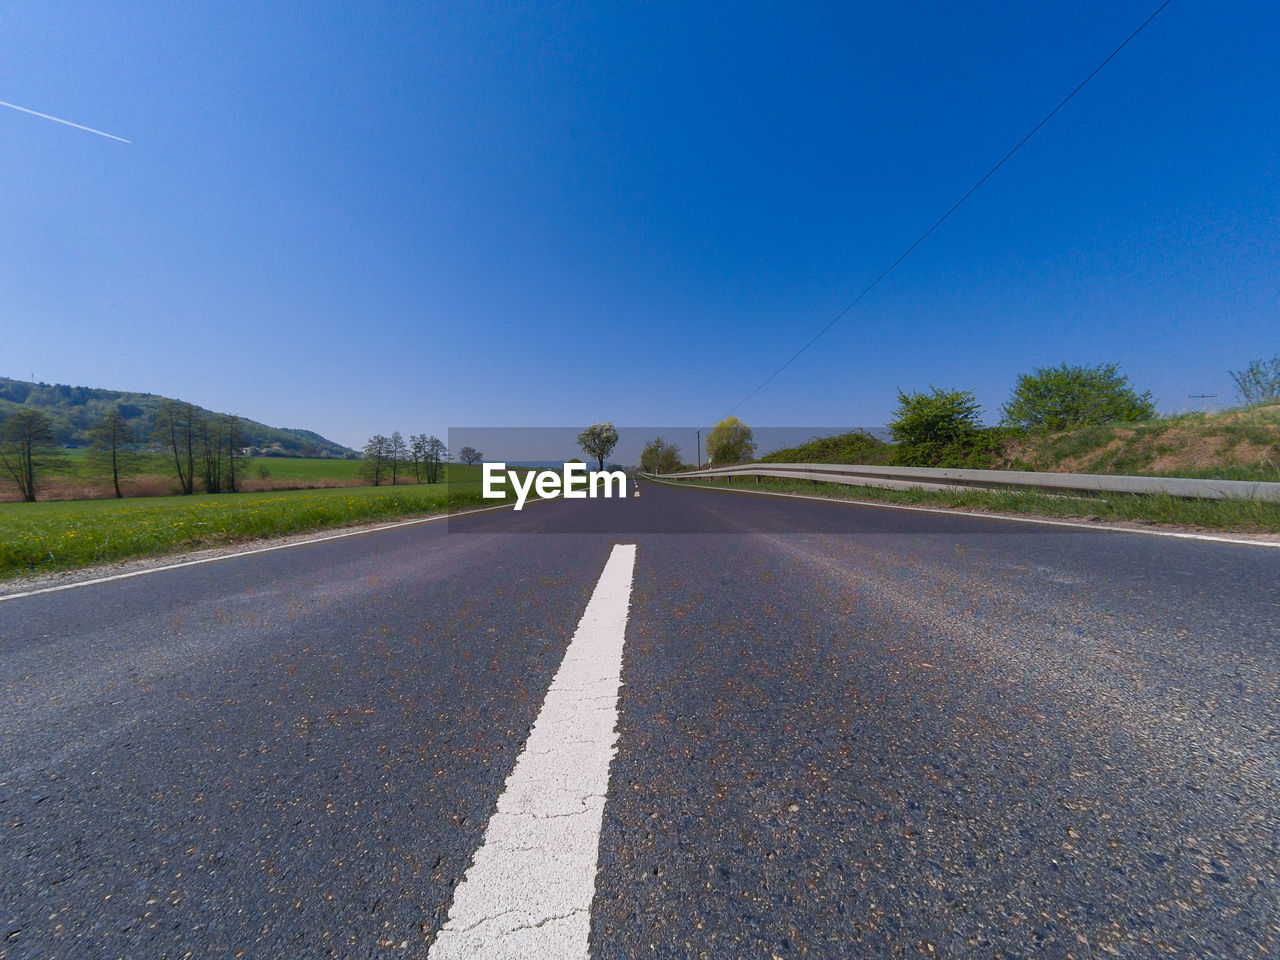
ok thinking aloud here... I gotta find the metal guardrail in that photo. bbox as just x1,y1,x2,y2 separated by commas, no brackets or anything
647,462,1280,501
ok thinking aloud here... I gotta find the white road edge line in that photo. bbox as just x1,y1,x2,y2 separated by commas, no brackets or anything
428,543,638,960
0,497,556,603
642,476,1280,549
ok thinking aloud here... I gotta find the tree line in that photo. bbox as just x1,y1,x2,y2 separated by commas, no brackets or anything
0,401,248,502
0,406,463,502
359,432,450,485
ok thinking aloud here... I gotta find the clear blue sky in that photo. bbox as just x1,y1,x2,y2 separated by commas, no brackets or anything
2,1,1276,451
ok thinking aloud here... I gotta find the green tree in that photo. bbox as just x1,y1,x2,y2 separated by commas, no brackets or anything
1001,362,1155,431
360,434,392,485
705,417,755,465
87,407,142,498
576,422,619,471
639,437,682,474
889,387,991,467
1229,352,1280,405
408,434,428,482
425,436,448,482
0,409,68,501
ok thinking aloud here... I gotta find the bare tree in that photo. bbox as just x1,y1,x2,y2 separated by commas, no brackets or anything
88,407,142,498
153,400,202,494
223,416,244,493
200,419,224,494
457,445,482,466
1,410,68,502
199,415,243,494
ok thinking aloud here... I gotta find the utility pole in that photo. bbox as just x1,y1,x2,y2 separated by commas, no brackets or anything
696,430,701,469
1188,393,1217,412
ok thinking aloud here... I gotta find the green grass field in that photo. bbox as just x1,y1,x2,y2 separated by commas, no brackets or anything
245,457,472,482
57,447,164,477
244,456,364,480
0,466,496,579
653,475,1280,533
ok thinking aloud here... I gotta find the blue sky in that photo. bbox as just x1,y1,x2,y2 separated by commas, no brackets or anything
1,1,1276,452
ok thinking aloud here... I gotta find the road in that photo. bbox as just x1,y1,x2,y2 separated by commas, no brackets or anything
2,480,1278,958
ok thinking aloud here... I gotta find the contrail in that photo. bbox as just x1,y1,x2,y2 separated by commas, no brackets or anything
0,99,130,143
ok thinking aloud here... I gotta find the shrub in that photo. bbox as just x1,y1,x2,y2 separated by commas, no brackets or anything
1229,352,1280,405
758,430,890,465
889,387,1000,466
1001,362,1155,431
639,437,682,474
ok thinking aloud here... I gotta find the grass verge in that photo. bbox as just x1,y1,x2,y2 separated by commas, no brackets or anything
0,480,507,579
654,475,1280,534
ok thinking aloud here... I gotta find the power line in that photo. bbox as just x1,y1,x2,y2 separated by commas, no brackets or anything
720,0,1174,420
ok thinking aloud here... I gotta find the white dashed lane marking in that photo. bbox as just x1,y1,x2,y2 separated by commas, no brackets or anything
428,543,638,959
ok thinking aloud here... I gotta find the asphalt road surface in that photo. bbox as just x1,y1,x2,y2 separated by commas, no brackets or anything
2,481,1278,959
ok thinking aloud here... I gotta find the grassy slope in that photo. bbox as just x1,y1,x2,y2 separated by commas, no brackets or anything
0,466,491,578
750,404,1280,481
1000,403,1280,481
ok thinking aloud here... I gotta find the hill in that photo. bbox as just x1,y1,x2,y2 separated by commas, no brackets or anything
0,377,355,458
1001,403,1280,481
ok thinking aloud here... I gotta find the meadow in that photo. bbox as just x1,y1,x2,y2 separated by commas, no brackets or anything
243,456,364,481
0,467,495,579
